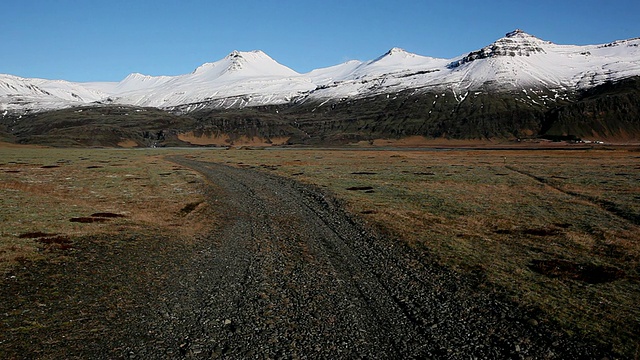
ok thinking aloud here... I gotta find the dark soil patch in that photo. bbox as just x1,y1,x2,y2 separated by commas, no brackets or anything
360,210,377,214
91,212,126,218
180,202,202,215
18,232,57,239
37,236,72,245
523,228,561,236
5,170,20,173
41,165,60,169
86,165,103,169
347,186,375,191
292,172,304,176
70,217,110,223
37,236,73,251
494,227,562,236
414,172,436,176
529,259,625,284
352,172,378,175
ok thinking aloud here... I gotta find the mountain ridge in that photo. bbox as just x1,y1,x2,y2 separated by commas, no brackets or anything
2,29,639,114
1,29,639,147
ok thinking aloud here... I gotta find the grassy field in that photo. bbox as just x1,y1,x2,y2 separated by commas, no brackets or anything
1,146,639,356
0,147,211,270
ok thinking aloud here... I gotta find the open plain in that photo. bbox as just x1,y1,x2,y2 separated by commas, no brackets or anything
1,145,639,358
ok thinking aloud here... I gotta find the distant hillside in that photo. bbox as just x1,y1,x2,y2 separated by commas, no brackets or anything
0,106,195,147
542,77,640,141
1,77,638,147
188,77,639,145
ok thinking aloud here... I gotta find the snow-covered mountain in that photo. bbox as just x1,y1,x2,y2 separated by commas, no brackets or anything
2,29,639,114
305,29,640,102
0,74,112,113
106,50,316,110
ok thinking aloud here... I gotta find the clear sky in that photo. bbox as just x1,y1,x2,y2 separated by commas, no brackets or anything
2,0,639,82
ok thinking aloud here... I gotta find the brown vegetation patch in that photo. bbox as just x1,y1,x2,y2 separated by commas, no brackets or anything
529,259,626,284
369,136,496,147
37,236,71,245
36,236,73,251
117,140,138,148
178,132,290,146
69,217,110,223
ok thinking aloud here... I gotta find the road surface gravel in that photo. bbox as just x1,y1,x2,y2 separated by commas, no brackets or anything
0,157,612,359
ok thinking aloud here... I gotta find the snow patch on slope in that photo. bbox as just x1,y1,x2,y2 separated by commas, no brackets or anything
2,30,640,113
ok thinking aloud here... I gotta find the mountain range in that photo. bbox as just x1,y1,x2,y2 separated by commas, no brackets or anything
1,29,639,146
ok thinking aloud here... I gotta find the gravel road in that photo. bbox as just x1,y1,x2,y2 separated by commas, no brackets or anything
1,157,612,359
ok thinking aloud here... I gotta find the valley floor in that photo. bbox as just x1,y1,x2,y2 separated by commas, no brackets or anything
0,147,638,358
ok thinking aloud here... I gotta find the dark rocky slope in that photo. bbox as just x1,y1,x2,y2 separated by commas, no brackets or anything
2,77,639,147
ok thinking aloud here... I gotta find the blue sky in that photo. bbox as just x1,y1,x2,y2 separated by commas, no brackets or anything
2,0,639,82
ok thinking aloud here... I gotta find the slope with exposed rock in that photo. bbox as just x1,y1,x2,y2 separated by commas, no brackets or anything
1,30,639,146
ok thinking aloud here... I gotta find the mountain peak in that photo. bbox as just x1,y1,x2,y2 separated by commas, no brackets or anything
505,29,530,38
225,50,267,59
448,28,548,68
386,47,409,56
227,50,242,59
192,50,298,78
371,47,416,63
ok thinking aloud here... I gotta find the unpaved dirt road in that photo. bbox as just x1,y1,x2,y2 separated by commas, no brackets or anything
1,157,611,359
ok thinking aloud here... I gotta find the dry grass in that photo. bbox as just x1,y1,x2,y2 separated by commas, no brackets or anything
178,131,290,146
0,148,211,272
1,145,638,356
